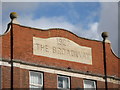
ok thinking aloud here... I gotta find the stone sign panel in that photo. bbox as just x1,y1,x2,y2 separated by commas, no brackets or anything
33,37,92,64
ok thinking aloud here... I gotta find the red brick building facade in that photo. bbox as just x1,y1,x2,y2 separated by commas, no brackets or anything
0,15,120,89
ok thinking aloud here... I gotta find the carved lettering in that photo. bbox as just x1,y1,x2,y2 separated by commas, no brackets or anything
33,37,92,65
57,38,70,46
35,44,49,52
53,47,56,53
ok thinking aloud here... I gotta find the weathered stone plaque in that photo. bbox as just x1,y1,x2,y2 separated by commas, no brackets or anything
33,37,92,64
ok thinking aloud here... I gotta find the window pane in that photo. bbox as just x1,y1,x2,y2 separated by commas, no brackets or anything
58,76,70,89
38,73,42,85
58,77,63,88
84,80,96,90
30,71,43,89
63,77,69,88
30,85,40,88
30,85,42,90
30,72,43,85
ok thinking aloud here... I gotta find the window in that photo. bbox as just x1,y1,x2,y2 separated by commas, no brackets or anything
57,75,70,89
84,80,96,90
29,71,43,90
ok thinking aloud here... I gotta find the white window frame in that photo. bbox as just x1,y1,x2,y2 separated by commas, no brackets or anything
57,75,70,89
29,71,43,89
84,79,96,90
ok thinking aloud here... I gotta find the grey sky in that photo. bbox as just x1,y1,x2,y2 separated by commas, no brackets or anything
98,2,119,57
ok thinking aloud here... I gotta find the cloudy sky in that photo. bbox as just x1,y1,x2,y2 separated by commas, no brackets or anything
0,0,119,57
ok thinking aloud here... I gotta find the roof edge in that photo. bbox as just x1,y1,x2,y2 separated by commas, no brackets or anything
1,23,119,59
11,23,104,43
109,44,120,59
0,23,12,36
16,24,120,59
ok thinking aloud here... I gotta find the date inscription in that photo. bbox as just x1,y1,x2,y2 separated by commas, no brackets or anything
33,37,92,64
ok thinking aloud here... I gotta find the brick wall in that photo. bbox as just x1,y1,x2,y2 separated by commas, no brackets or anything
2,66,29,88
2,66,11,88
2,24,119,77
1,24,120,88
1,66,120,88
44,72,57,88
71,77,83,88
